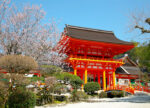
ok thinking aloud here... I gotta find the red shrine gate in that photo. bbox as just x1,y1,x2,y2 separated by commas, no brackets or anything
55,25,134,90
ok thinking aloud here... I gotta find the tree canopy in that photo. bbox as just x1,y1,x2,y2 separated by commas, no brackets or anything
0,0,62,65
127,43,150,72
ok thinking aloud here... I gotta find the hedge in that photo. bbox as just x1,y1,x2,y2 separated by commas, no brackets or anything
84,82,100,95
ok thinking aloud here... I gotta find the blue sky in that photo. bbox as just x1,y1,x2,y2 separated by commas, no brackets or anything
14,0,150,42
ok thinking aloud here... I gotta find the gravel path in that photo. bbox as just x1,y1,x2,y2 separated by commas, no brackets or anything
36,91,150,108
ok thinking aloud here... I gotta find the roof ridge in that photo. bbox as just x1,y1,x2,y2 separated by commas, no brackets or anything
66,24,113,34
120,56,138,67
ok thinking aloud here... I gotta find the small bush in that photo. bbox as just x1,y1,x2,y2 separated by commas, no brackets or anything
36,95,53,106
8,88,36,108
0,55,38,74
36,88,53,106
70,76,83,89
55,95,67,102
107,91,116,98
70,90,88,102
107,90,124,98
55,72,83,90
99,91,107,98
41,65,63,77
0,97,4,108
116,91,124,97
84,82,100,95
76,91,88,100
54,84,66,95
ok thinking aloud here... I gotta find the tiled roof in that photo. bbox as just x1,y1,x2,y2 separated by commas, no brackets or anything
65,25,134,45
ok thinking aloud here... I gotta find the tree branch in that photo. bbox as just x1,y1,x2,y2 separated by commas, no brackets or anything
135,25,150,33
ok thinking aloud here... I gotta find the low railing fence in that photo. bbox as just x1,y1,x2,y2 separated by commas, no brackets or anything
134,85,150,93
106,85,134,94
106,85,150,94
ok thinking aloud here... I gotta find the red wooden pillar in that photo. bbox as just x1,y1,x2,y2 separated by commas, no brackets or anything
110,73,113,87
84,62,88,84
81,71,84,90
109,74,111,87
93,72,95,82
84,69,87,84
113,70,116,89
74,68,77,75
81,71,83,80
103,70,106,90
107,73,110,87
102,64,106,90
73,61,77,75
98,71,101,85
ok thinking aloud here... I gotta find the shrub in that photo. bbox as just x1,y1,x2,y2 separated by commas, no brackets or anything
107,90,124,98
107,91,116,98
8,88,36,108
36,94,53,106
0,97,4,108
55,72,73,82
84,82,100,95
70,76,83,89
41,65,63,77
116,91,124,97
36,87,53,106
30,76,45,83
45,76,57,87
55,95,67,102
0,81,9,107
99,91,107,98
76,91,88,100
54,84,66,95
0,55,38,74
70,90,88,102
55,72,83,90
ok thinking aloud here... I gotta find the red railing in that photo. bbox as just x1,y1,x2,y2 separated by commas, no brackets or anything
134,85,150,93
106,85,150,94
106,85,135,94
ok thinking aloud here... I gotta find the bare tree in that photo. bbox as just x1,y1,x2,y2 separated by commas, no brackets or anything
128,10,150,35
45,76,57,87
134,16,150,33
